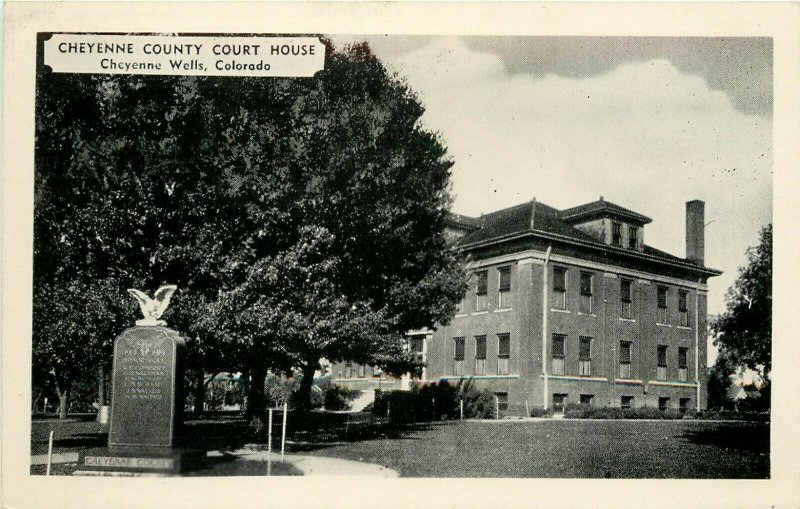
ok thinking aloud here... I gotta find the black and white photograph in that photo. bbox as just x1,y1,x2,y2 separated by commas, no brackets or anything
3,2,799,509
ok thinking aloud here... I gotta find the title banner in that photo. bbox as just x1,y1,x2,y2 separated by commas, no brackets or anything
44,34,326,77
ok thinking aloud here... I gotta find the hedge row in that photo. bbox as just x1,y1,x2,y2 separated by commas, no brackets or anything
371,380,498,422
563,405,685,420
562,405,769,421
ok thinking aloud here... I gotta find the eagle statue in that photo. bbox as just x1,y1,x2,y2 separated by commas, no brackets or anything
127,285,178,326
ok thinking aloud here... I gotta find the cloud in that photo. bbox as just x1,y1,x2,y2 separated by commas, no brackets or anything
463,36,773,118
347,35,774,117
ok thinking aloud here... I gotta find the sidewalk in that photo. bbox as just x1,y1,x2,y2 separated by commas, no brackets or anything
30,452,79,465
230,449,399,477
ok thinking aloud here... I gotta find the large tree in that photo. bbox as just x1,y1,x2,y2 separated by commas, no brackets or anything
34,40,466,416
711,224,772,380
208,42,467,411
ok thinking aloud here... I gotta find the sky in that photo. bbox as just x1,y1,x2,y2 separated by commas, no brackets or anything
331,35,773,334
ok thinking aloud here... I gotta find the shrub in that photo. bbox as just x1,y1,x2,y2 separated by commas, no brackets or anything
694,409,769,422
419,381,460,420
372,389,426,422
529,407,552,418
460,384,496,419
323,384,361,411
371,380,502,422
564,404,684,419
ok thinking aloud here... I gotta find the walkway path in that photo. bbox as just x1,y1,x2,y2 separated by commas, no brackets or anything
30,452,79,465
230,449,399,477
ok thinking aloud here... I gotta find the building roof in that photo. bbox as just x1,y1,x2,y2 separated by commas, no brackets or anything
560,197,653,225
455,198,721,276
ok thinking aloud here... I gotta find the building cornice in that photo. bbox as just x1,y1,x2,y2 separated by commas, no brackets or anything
458,229,722,278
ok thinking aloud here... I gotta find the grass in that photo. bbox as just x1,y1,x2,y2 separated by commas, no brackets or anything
31,413,769,478
295,419,769,478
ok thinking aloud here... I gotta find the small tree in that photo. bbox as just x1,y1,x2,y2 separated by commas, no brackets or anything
711,224,772,380
706,349,735,410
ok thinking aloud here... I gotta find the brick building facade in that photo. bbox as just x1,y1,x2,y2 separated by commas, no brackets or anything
332,198,721,416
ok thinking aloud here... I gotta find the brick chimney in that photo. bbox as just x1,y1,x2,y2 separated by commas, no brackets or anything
686,200,705,265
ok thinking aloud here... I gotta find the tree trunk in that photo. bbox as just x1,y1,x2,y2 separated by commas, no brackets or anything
53,372,70,419
57,388,69,419
193,370,205,415
98,365,106,407
296,362,318,412
32,388,44,414
244,366,267,419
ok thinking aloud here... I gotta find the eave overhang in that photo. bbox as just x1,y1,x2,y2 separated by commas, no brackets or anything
457,229,723,278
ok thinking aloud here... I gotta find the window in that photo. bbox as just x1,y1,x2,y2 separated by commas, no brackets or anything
475,335,487,375
552,334,566,375
358,364,366,378
456,293,466,314
621,396,634,409
498,266,512,308
679,398,691,414
579,272,593,314
658,397,670,411
620,279,633,318
495,392,508,412
344,363,352,379
580,394,594,406
628,226,638,249
579,336,592,376
657,286,668,324
657,345,668,380
552,393,568,413
612,222,622,246
409,336,425,379
497,333,510,375
453,337,465,375
475,271,488,311
619,341,632,379
678,347,689,382
553,267,567,310
678,290,689,327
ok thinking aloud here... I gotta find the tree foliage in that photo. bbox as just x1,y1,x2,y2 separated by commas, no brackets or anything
706,348,735,410
33,39,466,415
711,224,772,378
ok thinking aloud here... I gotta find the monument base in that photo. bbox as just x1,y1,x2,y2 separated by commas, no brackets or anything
73,447,205,476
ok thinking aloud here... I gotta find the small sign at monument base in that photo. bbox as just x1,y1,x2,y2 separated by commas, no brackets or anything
74,447,205,477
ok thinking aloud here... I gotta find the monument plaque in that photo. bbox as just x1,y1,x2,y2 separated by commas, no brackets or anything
108,326,184,447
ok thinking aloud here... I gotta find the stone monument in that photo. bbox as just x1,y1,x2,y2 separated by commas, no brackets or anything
76,285,200,476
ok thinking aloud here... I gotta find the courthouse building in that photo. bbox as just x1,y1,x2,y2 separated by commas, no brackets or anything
332,197,721,415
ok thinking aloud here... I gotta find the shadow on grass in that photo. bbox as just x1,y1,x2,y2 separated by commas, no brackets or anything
681,422,770,454
31,410,433,460
285,412,432,453
182,419,255,452
49,433,108,450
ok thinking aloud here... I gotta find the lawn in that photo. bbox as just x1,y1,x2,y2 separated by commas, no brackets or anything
31,415,769,478
295,419,769,478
